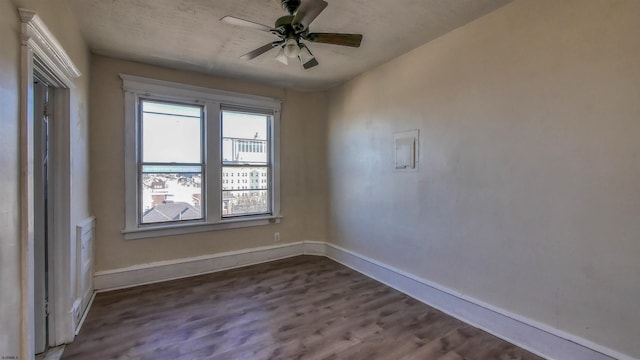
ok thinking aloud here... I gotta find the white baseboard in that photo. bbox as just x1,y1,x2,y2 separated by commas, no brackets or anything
91,240,632,360
38,345,65,360
75,292,95,335
303,240,327,255
324,243,631,360
94,241,305,291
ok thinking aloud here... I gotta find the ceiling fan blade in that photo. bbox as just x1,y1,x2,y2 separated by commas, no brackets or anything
305,33,363,47
291,0,328,33
220,16,272,32
298,44,318,69
240,43,278,60
303,58,319,69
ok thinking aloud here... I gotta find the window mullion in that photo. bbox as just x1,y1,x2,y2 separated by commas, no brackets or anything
271,111,281,217
206,101,222,222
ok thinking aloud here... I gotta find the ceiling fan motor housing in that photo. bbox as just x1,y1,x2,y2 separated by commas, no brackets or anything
275,15,294,30
273,15,304,39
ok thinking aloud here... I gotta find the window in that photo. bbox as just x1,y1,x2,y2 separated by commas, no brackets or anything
122,75,281,239
139,100,204,225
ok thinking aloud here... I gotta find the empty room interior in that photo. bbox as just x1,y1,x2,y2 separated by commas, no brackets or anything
1,0,639,359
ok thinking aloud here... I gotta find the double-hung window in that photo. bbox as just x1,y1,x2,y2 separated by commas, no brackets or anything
221,108,272,217
140,100,204,224
122,75,281,239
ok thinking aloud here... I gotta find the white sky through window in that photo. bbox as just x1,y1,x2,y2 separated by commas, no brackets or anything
142,101,202,163
142,103,269,164
222,111,268,141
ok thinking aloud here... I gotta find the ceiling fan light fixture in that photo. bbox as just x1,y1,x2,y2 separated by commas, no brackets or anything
276,48,289,65
283,38,300,58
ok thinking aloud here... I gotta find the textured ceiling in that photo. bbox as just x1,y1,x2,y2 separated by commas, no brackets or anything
68,0,513,90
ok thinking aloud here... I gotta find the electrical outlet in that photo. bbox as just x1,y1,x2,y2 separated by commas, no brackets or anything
274,232,280,242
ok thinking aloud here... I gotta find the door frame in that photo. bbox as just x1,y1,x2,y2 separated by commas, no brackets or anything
18,8,81,359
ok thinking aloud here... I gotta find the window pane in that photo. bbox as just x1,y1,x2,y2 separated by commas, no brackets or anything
221,166,268,191
222,111,268,165
141,169,202,224
141,100,202,163
222,165,269,217
222,190,269,217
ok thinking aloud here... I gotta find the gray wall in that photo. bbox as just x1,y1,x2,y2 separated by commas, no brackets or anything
0,0,90,357
326,0,640,357
0,1,22,356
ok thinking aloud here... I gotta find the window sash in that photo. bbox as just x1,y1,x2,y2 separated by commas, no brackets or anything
138,98,205,226
139,98,205,164
221,164,271,218
220,109,273,218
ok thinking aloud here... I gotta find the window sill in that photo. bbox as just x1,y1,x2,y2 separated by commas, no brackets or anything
122,215,282,240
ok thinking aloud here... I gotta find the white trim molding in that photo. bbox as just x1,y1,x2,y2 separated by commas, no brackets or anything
94,242,306,291
18,9,81,88
91,241,632,360
120,74,281,108
302,240,327,256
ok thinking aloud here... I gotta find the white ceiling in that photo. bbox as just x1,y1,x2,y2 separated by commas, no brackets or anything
68,0,513,91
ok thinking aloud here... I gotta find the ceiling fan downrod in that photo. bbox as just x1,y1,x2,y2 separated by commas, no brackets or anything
281,0,301,15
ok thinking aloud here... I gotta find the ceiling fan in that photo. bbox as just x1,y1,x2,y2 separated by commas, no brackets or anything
221,0,363,69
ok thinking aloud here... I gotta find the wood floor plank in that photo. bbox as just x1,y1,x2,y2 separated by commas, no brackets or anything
62,256,543,360
397,326,474,360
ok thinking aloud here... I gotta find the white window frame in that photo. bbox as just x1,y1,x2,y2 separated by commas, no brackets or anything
121,75,282,240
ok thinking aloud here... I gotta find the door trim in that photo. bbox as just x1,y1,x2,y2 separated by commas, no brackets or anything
18,8,81,360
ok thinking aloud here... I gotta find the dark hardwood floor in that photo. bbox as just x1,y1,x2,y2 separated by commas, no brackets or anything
62,256,543,360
